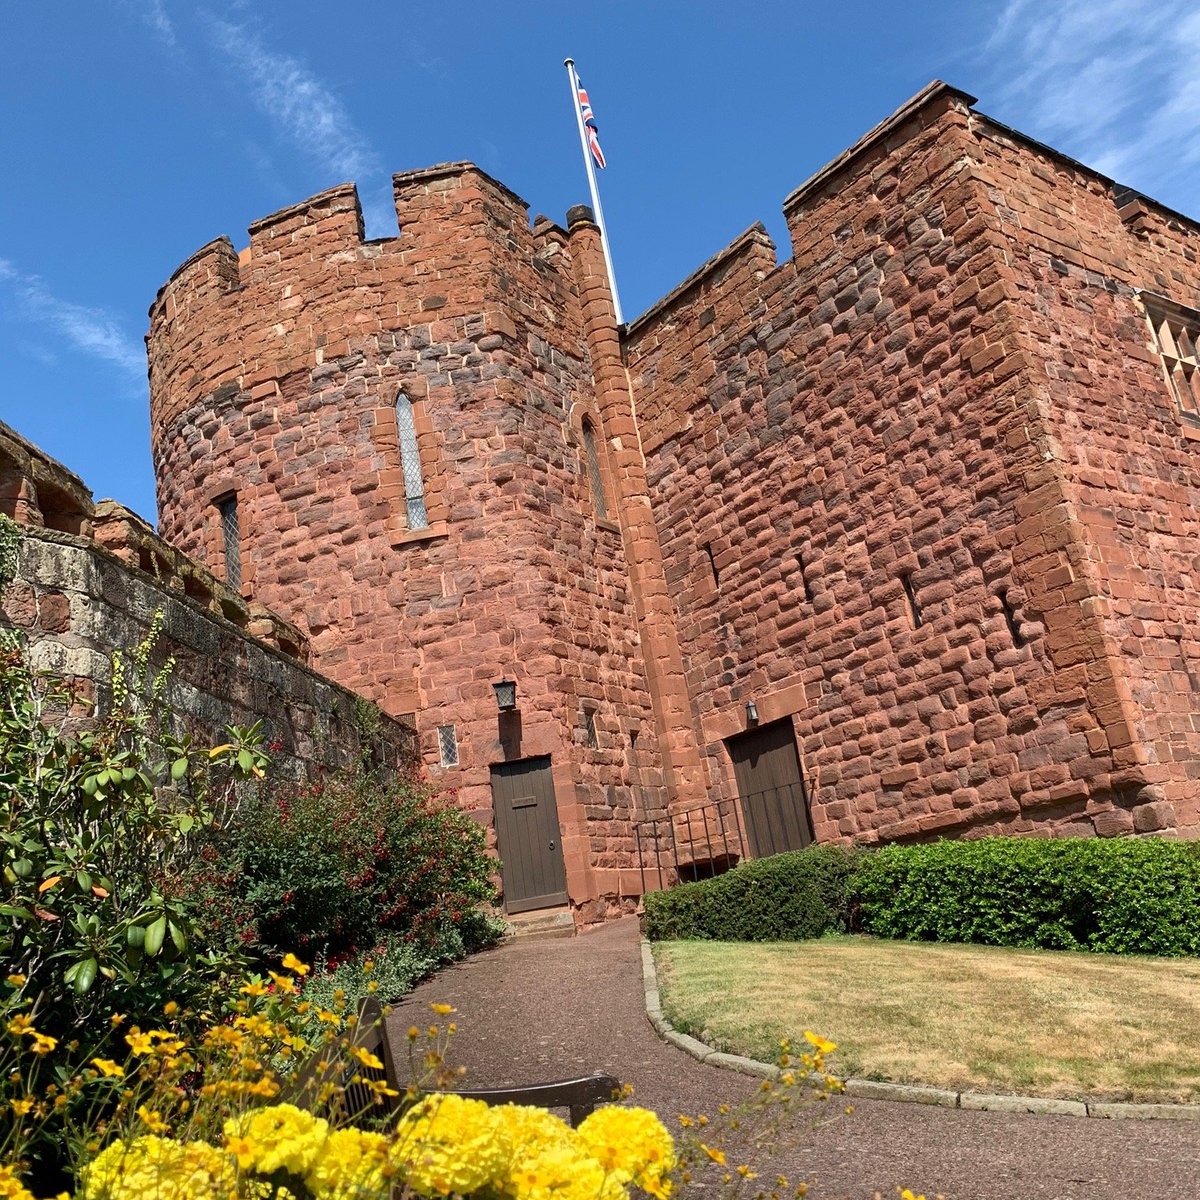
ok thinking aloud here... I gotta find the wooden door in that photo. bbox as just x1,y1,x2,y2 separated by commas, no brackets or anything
726,719,813,858
490,757,569,913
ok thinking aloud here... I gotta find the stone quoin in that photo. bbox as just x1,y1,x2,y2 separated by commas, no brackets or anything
8,81,1200,927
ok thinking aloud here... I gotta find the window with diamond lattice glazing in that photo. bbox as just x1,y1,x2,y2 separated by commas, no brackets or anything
395,392,429,530
217,495,241,589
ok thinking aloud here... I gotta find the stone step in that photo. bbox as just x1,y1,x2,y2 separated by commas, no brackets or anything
504,907,576,941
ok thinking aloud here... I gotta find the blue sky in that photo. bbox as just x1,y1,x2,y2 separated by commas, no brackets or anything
2,0,1197,525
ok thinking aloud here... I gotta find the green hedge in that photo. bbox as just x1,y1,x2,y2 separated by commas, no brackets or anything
643,837,1200,957
856,836,1200,956
641,846,860,942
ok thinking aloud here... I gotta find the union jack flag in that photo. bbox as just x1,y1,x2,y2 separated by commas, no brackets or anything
576,78,606,170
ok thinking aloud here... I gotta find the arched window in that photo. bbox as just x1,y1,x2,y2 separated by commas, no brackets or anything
395,391,429,530
582,418,607,520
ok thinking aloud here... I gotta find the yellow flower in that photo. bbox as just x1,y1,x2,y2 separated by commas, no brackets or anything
30,1032,57,1055
82,1136,233,1200
393,1094,512,1197
91,1058,125,1078
136,1105,170,1134
267,971,296,994
281,953,310,976
6,1014,34,1037
700,1143,726,1166
224,1134,254,1170
109,1013,125,1027
803,1030,837,1056
349,1044,384,1071
0,1163,35,1200
5,974,26,988
9,1098,34,1117
239,980,268,998
125,1028,154,1055
162,1001,179,1017
577,1106,676,1195
306,1126,388,1198
430,1003,456,1015
223,1103,328,1177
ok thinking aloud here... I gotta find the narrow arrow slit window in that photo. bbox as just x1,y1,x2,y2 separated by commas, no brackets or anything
582,417,608,520
217,494,241,590
396,390,429,530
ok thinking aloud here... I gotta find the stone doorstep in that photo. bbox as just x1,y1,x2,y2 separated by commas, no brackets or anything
503,907,576,941
638,938,1200,1122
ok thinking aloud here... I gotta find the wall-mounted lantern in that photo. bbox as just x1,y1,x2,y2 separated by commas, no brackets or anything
745,699,759,725
493,679,518,712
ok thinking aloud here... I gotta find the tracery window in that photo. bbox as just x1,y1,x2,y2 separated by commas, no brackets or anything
1143,294,1200,425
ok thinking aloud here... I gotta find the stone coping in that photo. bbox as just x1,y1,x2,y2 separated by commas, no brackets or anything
639,938,1200,1122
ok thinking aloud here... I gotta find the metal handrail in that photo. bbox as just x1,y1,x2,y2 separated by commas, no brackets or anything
633,783,811,895
634,795,749,894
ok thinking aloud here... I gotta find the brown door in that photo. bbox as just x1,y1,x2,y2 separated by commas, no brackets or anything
490,757,569,913
727,719,813,858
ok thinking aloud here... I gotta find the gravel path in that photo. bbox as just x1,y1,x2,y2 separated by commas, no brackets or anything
391,919,1200,1200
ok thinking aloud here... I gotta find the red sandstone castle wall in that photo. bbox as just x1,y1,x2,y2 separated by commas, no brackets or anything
148,167,667,918
626,85,1156,843
968,119,1200,833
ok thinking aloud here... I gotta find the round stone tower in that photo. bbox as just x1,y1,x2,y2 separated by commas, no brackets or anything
146,165,694,923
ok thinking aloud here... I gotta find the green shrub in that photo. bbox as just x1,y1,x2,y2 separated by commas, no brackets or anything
193,774,502,967
642,846,860,941
856,836,1200,956
0,516,268,1184
299,923,491,1016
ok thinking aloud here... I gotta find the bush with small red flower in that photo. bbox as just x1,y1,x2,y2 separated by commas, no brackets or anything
189,773,501,993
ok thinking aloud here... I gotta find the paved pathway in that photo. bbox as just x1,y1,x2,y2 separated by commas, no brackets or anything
392,919,1200,1200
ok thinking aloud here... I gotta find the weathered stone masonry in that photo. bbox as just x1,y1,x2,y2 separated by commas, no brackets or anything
10,79,1200,927
0,421,416,781
625,83,1200,842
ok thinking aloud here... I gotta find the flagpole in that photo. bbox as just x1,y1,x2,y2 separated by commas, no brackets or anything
564,57,624,325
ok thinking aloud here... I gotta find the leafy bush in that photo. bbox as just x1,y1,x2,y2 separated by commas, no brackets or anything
644,833,1200,959
856,836,1200,956
0,515,268,1182
642,846,860,942
192,773,502,970
298,925,493,1017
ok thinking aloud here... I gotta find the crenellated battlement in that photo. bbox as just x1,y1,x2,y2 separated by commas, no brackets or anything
146,161,564,447
135,78,1200,927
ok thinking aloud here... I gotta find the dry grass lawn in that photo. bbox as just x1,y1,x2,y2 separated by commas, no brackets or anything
653,936,1200,1102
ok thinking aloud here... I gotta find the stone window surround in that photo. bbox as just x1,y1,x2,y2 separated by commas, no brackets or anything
570,406,619,533
1138,290,1200,434
369,388,449,547
200,478,252,595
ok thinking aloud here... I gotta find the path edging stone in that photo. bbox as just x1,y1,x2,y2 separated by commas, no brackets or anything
639,937,1200,1122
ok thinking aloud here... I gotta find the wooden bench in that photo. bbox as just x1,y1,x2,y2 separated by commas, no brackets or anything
291,997,621,1128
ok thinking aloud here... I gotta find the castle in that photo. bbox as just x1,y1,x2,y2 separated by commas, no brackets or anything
7,81,1200,925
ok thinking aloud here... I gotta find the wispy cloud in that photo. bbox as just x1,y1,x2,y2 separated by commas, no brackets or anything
205,17,393,232
208,17,376,180
119,0,177,46
981,0,1199,201
142,0,176,46
0,259,144,377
